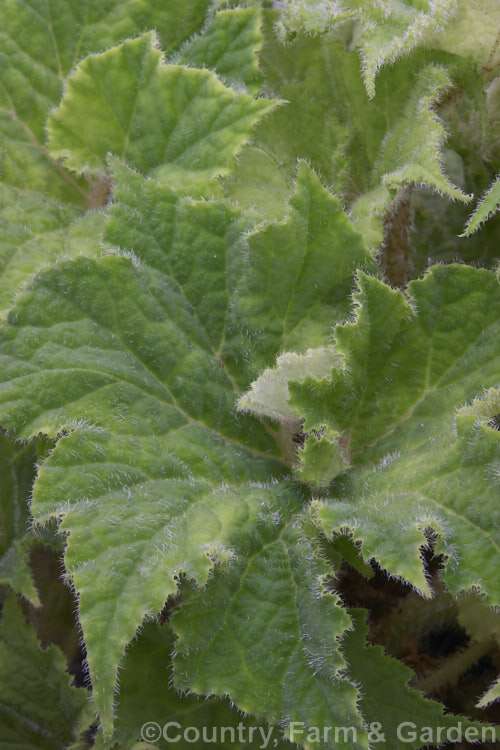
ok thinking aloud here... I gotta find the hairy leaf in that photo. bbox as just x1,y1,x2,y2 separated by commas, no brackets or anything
178,6,264,95
0,433,38,603
0,184,108,315
242,266,500,602
278,0,500,97
0,0,212,207
227,17,469,247
461,176,500,236
343,609,498,748
172,512,368,750
93,620,288,750
47,33,278,197
0,595,90,749
0,161,376,735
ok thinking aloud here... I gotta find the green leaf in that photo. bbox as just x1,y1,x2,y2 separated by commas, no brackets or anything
95,620,289,750
0,432,38,604
46,33,279,197
177,6,264,95
106,160,375,386
246,266,500,602
432,0,500,80
0,0,212,207
239,347,341,423
456,590,500,709
232,162,377,375
0,251,288,733
0,594,90,749
343,609,498,749
227,18,470,248
277,0,500,98
172,512,368,750
0,160,375,739
461,176,500,236
0,183,109,316
276,0,357,38
350,62,471,249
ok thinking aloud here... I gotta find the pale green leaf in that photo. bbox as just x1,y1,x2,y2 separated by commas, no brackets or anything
238,347,341,423
478,677,500,708
0,0,212,206
276,0,357,38
433,0,500,80
178,6,264,95
343,609,498,748
350,63,471,249
0,594,90,749
277,0,458,96
461,176,500,236
277,0,500,98
47,33,279,197
172,513,368,750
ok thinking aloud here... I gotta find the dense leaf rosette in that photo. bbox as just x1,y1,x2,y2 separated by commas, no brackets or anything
0,162,374,736
242,266,500,602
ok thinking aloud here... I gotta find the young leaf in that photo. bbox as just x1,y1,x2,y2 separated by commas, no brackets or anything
47,33,279,197
0,594,90,749
228,18,470,247
350,62,471,248
278,0,500,98
244,266,500,601
238,347,341,423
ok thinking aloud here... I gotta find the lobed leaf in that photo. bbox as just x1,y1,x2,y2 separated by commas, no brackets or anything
227,16,470,248
343,609,498,748
0,161,377,736
172,512,367,750
0,0,212,207
178,6,264,95
277,0,500,98
242,266,500,602
47,33,279,197
94,620,289,750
